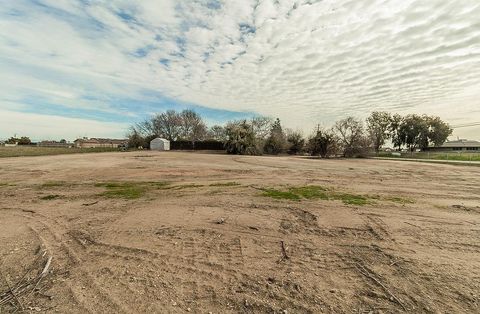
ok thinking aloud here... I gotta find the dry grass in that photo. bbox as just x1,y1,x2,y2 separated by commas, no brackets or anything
0,146,120,158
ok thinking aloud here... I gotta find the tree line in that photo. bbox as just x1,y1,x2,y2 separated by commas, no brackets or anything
128,110,452,157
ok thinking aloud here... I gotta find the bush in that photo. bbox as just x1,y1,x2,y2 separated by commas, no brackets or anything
286,131,305,155
224,120,261,155
307,129,338,158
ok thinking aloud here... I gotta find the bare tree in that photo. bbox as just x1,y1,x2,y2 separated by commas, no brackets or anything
251,116,273,140
334,117,369,157
208,125,226,141
136,110,182,141
180,109,207,147
366,111,392,154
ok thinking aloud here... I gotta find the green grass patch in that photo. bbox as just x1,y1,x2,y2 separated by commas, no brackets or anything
209,182,241,187
101,186,145,199
172,184,204,189
40,194,61,200
334,193,370,205
289,186,329,199
261,189,301,200
377,152,480,162
385,196,415,204
41,181,67,188
261,185,373,205
97,182,146,199
95,181,170,199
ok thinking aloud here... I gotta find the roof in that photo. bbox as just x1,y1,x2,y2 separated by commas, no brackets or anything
439,139,480,148
75,138,127,144
151,138,170,142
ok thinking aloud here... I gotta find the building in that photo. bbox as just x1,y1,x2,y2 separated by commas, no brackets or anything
150,138,170,151
74,138,127,148
427,139,480,152
37,140,73,148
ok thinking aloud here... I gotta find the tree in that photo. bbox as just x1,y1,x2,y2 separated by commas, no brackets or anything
426,116,452,148
264,118,287,155
6,137,18,144
286,129,305,155
180,109,207,148
398,114,429,152
136,110,182,141
389,114,403,151
127,128,146,149
208,125,226,141
224,120,260,155
308,129,338,158
334,117,369,157
19,137,31,145
7,136,31,145
366,111,391,154
251,116,273,141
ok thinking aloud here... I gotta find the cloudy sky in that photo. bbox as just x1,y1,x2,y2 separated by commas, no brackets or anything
1,0,479,141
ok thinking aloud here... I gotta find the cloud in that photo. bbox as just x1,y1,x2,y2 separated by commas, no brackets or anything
0,110,129,141
0,0,479,139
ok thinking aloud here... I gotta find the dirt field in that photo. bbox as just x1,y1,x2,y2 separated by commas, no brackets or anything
0,151,479,313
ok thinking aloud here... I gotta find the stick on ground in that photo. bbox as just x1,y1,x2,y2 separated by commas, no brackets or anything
355,263,407,311
279,240,290,262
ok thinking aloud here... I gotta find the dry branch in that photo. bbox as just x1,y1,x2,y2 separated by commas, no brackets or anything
0,268,24,311
355,263,407,311
82,201,99,206
279,240,290,262
0,250,53,308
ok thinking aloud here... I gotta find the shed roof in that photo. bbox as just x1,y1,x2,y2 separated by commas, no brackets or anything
439,139,480,148
151,138,170,142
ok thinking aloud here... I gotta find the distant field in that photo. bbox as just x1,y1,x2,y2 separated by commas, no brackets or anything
378,151,480,162
0,146,120,158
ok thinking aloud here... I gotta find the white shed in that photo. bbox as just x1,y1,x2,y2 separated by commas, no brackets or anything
150,138,170,151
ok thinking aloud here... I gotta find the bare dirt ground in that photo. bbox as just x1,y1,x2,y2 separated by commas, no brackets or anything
0,151,479,313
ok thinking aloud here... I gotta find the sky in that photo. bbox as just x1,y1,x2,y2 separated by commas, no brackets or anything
1,0,479,141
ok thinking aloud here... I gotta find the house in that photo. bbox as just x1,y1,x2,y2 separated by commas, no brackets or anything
74,138,127,148
427,139,480,152
150,138,170,151
37,140,73,148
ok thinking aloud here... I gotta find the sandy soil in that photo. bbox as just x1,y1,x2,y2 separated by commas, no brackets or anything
0,151,479,313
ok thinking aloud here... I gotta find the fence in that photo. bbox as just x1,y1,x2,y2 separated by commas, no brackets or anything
378,151,480,162
170,140,224,151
